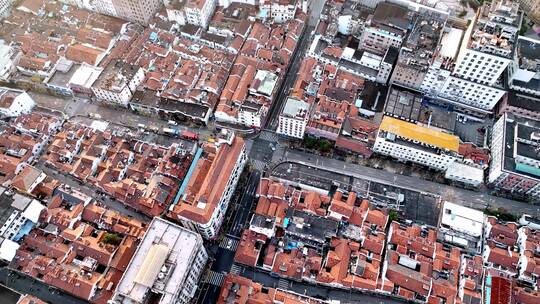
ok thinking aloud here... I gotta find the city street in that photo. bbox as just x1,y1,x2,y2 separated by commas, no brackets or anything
278,149,540,216
196,170,260,304
29,92,214,140
239,266,405,304
0,268,86,304
264,11,316,130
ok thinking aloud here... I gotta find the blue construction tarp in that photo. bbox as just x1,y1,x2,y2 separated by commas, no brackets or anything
13,220,34,242
173,147,203,205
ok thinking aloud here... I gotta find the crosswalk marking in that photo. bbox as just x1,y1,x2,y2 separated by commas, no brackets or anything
259,131,278,142
205,271,225,286
219,237,239,251
278,278,289,289
253,160,266,171
230,264,242,275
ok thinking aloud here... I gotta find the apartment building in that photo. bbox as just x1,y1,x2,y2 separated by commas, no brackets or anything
390,5,448,90
438,201,485,254
373,116,486,186
519,0,540,24
0,0,11,18
261,0,299,23
165,0,217,28
420,1,521,115
0,88,35,117
80,0,162,24
488,112,540,200
168,133,247,239
277,97,310,138
0,40,20,81
92,60,145,107
112,217,208,304
360,2,410,56
509,36,540,97
373,116,461,171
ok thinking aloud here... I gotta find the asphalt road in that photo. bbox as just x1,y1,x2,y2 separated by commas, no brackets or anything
240,266,405,304
0,284,19,304
0,268,87,304
196,170,260,304
29,92,214,140
264,24,315,130
280,149,540,216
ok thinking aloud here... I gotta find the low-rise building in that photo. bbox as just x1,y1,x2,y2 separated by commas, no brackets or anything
444,161,485,187
0,190,46,262
373,116,460,171
10,190,145,303
112,217,207,304
261,0,299,23
374,116,485,186
438,201,485,254
168,134,247,239
382,222,462,303
218,273,326,304
483,216,520,276
68,64,103,97
390,7,447,90
0,88,35,118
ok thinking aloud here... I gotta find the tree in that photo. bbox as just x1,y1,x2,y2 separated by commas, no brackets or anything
102,233,122,246
389,210,398,222
318,139,332,153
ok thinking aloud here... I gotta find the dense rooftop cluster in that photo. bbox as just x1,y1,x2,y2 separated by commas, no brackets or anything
42,122,193,216
0,0,540,303
230,176,540,304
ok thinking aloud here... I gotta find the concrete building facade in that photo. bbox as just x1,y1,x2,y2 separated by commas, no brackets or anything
488,112,540,201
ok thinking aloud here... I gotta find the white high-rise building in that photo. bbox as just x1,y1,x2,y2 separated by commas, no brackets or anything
165,0,217,29
0,0,12,18
419,0,521,115
65,0,162,24
277,97,310,139
112,217,208,304
488,112,540,200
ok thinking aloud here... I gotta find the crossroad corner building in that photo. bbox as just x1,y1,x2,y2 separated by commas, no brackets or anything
167,132,247,239
111,217,208,304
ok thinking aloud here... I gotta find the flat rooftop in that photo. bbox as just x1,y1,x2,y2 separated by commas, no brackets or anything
379,115,460,152
502,113,540,180
372,2,410,30
512,36,540,93
282,97,309,119
384,85,423,121
285,209,338,245
94,60,139,92
397,10,448,69
469,0,521,58
113,217,202,304
48,62,78,88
